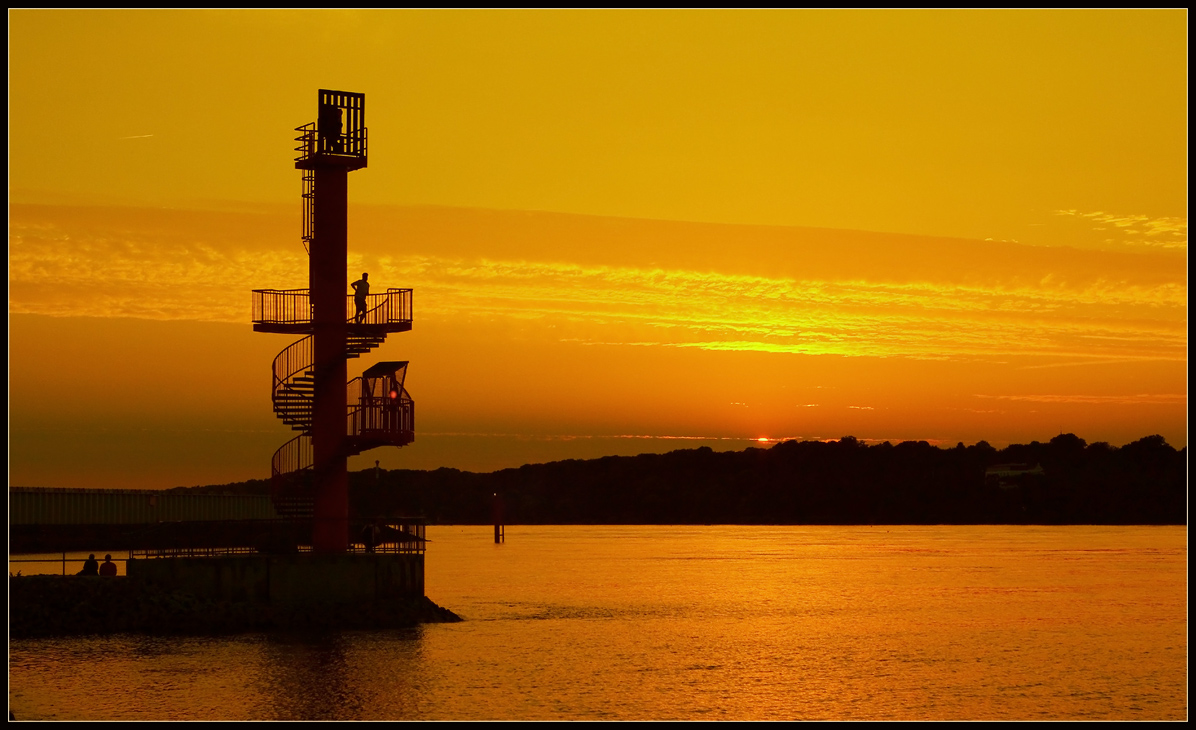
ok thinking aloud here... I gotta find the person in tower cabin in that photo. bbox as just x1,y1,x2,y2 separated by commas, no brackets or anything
352,273,370,323
386,376,401,431
318,102,343,154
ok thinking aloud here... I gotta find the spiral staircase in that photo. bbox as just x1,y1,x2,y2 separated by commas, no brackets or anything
252,288,414,517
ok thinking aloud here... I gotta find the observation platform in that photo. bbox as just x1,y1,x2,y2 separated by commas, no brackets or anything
252,288,412,335
293,90,367,172
294,126,368,172
348,361,415,451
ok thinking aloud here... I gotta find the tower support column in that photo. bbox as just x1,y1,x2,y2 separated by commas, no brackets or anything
310,166,349,553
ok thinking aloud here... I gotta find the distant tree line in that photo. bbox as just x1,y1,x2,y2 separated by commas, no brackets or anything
181,434,1186,525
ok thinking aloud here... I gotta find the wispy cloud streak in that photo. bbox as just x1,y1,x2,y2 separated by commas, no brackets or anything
1054,210,1188,250
9,204,1187,365
974,393,1187,405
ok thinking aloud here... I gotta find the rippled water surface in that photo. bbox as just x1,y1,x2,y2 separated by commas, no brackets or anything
8,525,1187,720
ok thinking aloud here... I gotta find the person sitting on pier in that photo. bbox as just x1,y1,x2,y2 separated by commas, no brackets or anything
352,272,370,323
99,555,118,576
78,554,99,576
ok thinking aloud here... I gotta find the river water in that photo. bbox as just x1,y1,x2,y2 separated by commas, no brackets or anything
7,525,1187,720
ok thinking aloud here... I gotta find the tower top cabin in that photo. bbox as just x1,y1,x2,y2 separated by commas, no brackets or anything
295,89,367,172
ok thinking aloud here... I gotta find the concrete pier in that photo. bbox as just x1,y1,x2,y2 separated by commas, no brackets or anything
128,553,424,605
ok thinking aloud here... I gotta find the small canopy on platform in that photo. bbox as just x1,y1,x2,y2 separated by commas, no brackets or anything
362,361,408,382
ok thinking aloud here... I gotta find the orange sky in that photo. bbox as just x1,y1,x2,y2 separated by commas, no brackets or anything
8,10,1187,489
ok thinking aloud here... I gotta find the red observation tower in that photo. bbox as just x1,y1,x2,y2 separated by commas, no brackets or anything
252,90,414,553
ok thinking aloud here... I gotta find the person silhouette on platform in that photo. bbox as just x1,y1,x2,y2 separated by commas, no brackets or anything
78,554,99,576
352,272,370,323
362,523,379,554
318,102,343,154
99,555,118,576
386,378,402,431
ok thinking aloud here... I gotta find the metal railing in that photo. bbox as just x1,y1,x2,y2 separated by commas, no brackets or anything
271,435,313,484
349,288,413,326
9,553,130,576
294,122,368,162
253,288,312,325
386,288,413,323
9,518,425,564
272,335,313,416
127,520,311,558
124,518,425,558
301,172,315,249
10,488,278,526
253,288,412,328
351,519,425,554
348,393,415,439
133,545,259,559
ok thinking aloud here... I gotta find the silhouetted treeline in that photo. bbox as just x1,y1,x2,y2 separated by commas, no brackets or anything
183,434,1187,524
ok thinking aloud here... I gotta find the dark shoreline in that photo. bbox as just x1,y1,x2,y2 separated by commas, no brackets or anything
10,434,1186,555
9,574,462,639
165,434,1184,527
354,434,1187,526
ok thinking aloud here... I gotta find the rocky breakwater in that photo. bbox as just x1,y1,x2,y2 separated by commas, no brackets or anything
9,574,462,638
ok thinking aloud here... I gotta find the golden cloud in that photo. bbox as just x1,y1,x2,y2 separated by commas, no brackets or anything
10,203,1187,365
